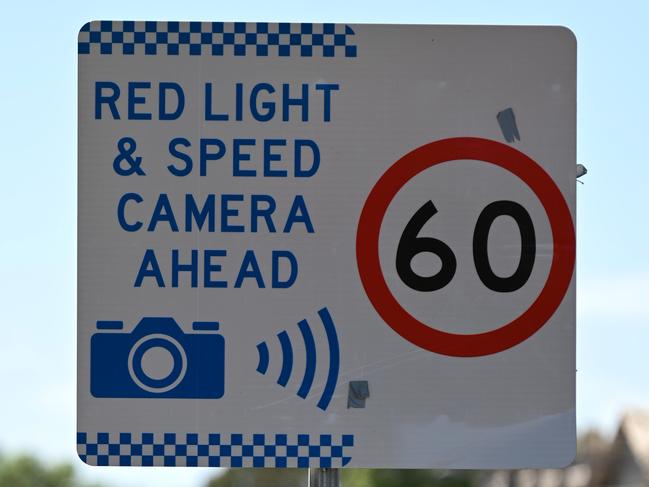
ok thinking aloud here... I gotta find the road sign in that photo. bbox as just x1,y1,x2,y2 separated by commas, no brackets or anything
77,22,576,469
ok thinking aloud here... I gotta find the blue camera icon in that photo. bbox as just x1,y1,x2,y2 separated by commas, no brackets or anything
90,317,224,399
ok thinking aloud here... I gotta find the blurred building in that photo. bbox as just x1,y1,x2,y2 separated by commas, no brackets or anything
480,411,649,487
592,411,649,487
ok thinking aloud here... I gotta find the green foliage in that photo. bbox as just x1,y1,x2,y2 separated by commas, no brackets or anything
206,468,307,487
344,469,476,487
0,454,96,487
205,468,476,487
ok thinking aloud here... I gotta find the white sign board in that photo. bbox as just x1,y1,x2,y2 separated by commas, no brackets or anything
77,22,576,469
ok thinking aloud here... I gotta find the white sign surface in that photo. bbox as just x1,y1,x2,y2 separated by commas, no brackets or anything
77,22,576,469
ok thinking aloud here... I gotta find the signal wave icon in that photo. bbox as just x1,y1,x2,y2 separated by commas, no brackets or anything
255,307,340,411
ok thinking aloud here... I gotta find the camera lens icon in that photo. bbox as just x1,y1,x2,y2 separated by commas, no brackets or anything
127,334,188,394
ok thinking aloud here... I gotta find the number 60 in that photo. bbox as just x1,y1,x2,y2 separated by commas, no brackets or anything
396,200,536,293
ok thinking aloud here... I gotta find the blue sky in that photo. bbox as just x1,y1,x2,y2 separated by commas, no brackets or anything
1,0,648,486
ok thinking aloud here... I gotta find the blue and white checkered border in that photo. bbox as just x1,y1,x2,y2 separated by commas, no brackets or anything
77,432,354,467
79,21,357,58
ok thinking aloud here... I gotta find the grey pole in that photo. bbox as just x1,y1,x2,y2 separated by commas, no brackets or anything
308,468,340,487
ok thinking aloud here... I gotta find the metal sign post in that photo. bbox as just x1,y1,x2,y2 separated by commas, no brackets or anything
309,468,340,487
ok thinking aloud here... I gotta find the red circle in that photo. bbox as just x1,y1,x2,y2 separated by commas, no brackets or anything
356,137,575,357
